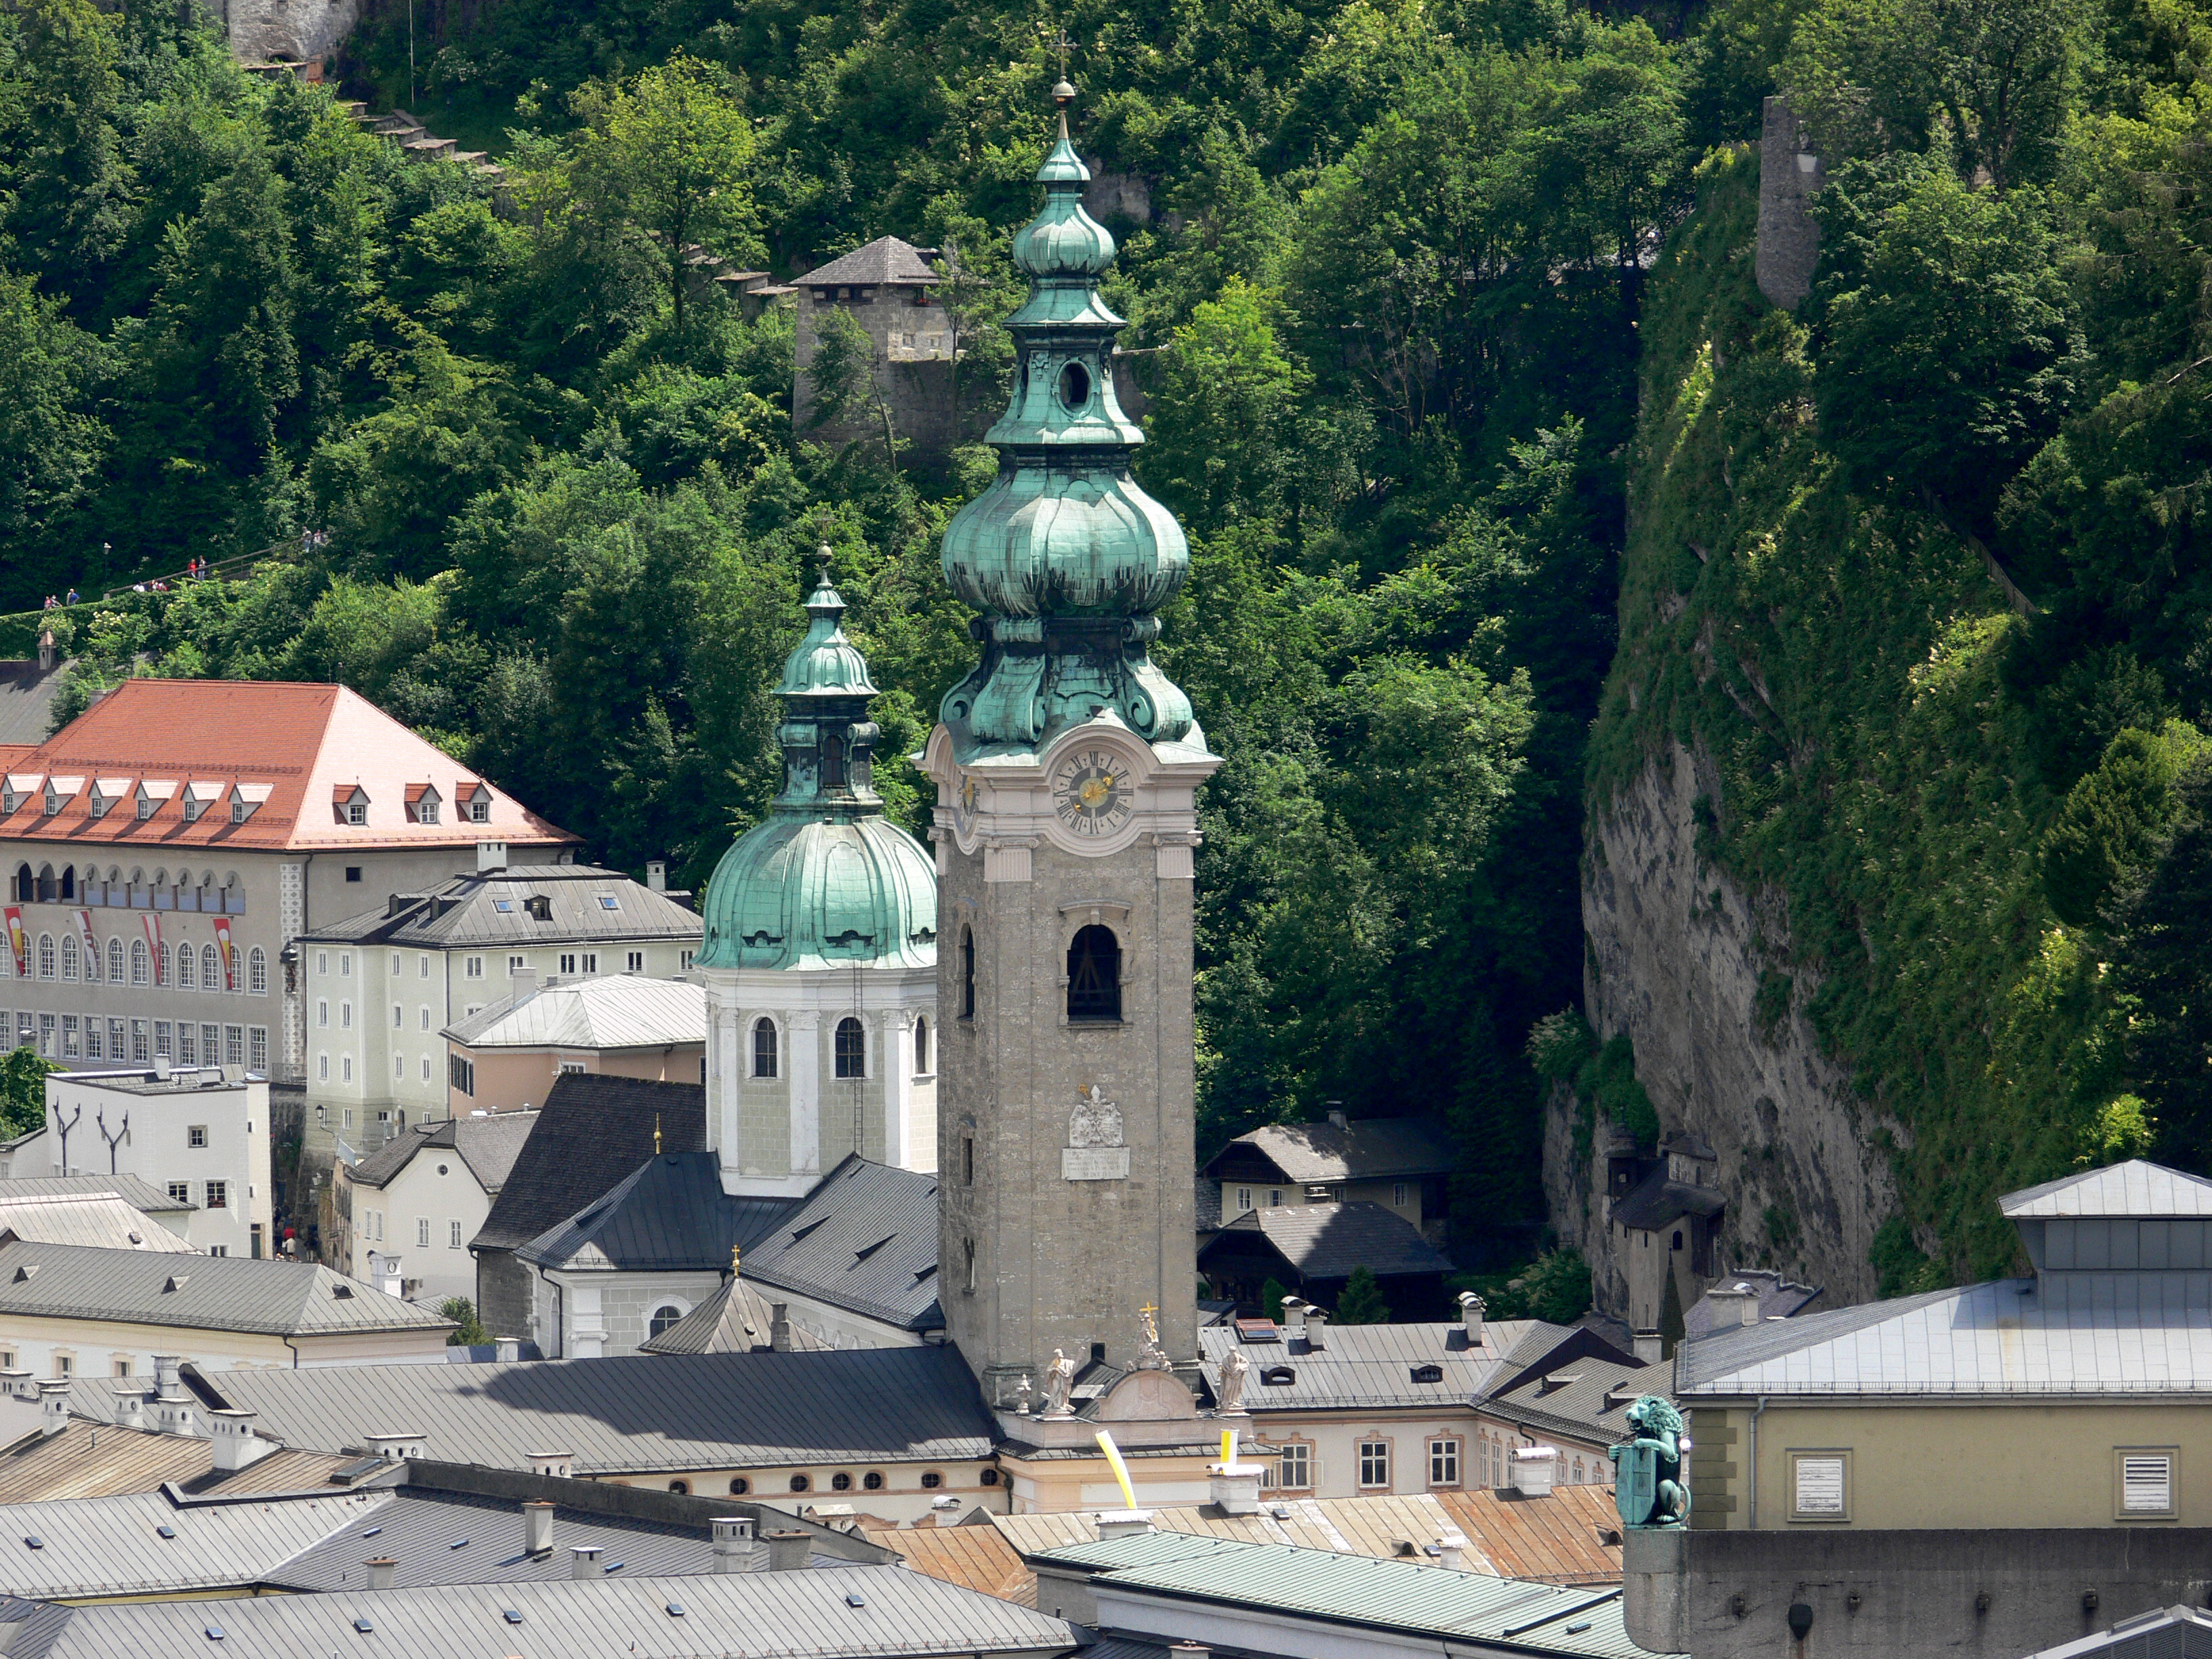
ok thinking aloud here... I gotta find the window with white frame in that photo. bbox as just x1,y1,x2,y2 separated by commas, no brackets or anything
419,955,431,978
558,954,576,975
1358,1441,1390,1488
449,1220,463,1248
1275,1442,1312,1490
558,1061,586,1074
341,1054,352,1082
340,953,351,977
466,956,483,979
421,1055,431,1081
317,1000,329,1028
1429,1438,1460,1487
626,951,643,972
205,1181,227,1209
509,956,525,974
392,1004,403,1028
391,953,402,974
317,1053,329,1082
419,1006,430,1030
580,951,598,973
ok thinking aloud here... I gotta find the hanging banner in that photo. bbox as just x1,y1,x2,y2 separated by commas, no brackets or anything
75,910,96,979
213,916,236,991
3,906,23,979
142,913,164,985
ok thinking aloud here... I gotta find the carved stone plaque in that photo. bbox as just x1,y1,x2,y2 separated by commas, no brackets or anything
1063,1084,1128,1180
1063,1145,1132,1181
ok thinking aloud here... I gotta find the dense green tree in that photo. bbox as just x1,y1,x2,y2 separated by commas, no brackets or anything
0,1048,58,1139
1332,1265,1390,1324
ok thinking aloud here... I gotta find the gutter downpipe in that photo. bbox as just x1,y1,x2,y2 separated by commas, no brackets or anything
1746,1395,1769,1529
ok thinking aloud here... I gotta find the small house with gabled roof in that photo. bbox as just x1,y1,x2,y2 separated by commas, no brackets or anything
792,235,960,468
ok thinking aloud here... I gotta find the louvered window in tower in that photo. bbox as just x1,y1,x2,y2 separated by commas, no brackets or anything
835,1016,865,1078
1066,926,1121,1022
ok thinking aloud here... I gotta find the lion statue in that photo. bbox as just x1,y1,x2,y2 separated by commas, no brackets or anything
1609,1395,1692,1528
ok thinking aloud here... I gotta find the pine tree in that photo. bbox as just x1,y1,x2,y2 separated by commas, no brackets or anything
1333,1266,1390,1325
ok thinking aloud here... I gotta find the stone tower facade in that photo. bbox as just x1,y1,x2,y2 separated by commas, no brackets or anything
925,85,1219,1410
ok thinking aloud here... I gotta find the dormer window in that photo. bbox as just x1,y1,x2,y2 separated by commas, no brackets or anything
228,784,270,825
87,779,127,821
0,776,27,815
458,781,491,823
42,777,79,817
334,784,370,826
405,783,443,825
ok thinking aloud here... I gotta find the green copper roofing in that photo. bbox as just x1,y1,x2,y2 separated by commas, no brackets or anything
698,550,935,974
937,87,1207,764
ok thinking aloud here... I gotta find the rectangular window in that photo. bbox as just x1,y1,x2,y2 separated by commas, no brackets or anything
395,1054,405,1080
1237,1187,1252,1214
393,1005,403,1027
205,1180,227,1209
130,1019,148,1063
85,1021,102,1061
54,1355,70,1377
343,1108,352,1128
61,1015,79,1059
420,1006,431,1031
188,1125,207,1148
155,1021,172,1060
419,956,431,978
449,1220,463,1248
108,1019,124,1061
509,956,525,974
339,954,351,977
1277,1443,1312,1490
226,1026,243,1066
559,954,576,975
178,1026,196,1067
580,952,598,974
167,1181,190,1204
1791,1452,1850,1520
390,953,402,974
421,1056,431,1081
249,1028,267,1072
316,951,328,977
626,951,643,972
208,1244,227,1256
1358,1441,1390,1488
417,1216,430,1248
466,956,483,979
680,950,694,970
202,1024,218,1065
598,895,619,911
449,1054,474,1097
2120,1451,2177,1518
1429,1439,1460,1488
318,1053,329,1082
39,1013,56,1058
317,1000,329,1028
341,1054,352,1082
340,1001,352,1029
1394,1181,1410,1208
558,1060,586,1074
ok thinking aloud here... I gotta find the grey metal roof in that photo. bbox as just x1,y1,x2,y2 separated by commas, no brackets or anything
0,658,67,747
473,1075,705,1253
347,1111,538,1193
638,1275,832,1355
798,235,939,287
1610,1170,1725,1231
302,865,702,951
516,1149,792,1273
1044,1532,1673,1658
1481,1355,1660,1446
0,1488,380,1599
1197,1202,1454,1280
0,1193,197,1251
1204,1118,1456,1183
1193,1319,1570,1412
12,1564,1080,1659
2021,1603,2212,1659
447,974,705,1050
0,1240,453,1336
739,1156,945,1331
0,1172,194,1214
2002,1159,2212,1218
0,1422,356,1503
192,1347,996,1473
1682,1269,1822,1340
1675,1272,2212,1397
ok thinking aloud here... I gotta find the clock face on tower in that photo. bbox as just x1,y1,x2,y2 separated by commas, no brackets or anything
1051,748,1135,840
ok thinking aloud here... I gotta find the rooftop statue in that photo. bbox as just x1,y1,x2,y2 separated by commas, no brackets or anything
1610,1395,1692,1528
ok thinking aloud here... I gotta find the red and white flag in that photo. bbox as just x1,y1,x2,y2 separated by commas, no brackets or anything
214,916,236,991
3,906,23,979
142,913,164,985
75,909,96,971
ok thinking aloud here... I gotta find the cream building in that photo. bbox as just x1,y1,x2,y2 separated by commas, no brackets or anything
443,972,705,1115
335,1109,536,1305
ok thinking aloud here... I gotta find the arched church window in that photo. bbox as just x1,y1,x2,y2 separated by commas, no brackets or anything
649,1304,683,1338
835,1017,865,1079
1066,925,1121,1022
752,1019,778,1078
960,928,975,1019
914,1017,929,1076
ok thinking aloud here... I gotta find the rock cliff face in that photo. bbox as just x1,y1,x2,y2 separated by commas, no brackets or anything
1549,741,1896,1310
222,0,363,67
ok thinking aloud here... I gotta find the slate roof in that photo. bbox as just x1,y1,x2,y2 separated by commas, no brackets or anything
798,235,939,287
347,1111,538,1194
447,974,706,1050
0,1193,197,1251
1205,1118,1456,1183
1673,1272,2212,1397
2001,1158,2212,1218
9,1564,1080,1659
304,864,699,950
740,1156,945,1331
0,1488,374,1599
1480,1355,1659,1448
516,1149,791,1273
1193,1318,1572,1412
1197,1201,1454,1280
0,1240,453,1337
473,1075,706,1254
0,659,67,747
192,1347,997,1473
0,1172,192,1216
1038,1532,1667,1658
1610,1168,1726,1231
0,1423,352,1504
638,1275,832,1354
1683,1269,1822,1340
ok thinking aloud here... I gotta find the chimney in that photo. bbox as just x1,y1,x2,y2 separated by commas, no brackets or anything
1710,1281,1763,1328
1282,1298,1307,1341
1437,1535,1467,1571
929,1496,962,1527
366,1431,424,1462
1208,1460,1261,1516
1168,1646,1212,1659
527,1451,573,1479
1458,1290,1487,1347
377,1256,403,1299
769,1303,794,1353
1094,1511,1154,1540
712,1517,755,1573
1633,1329,1663,1364
0,1368,29,1401
37,1378,69,1436
1512,1446,1559,1498
495,1336,521,1363
571,1544,604,1580
1326,1103,1348,1130
476,841,508,873
1304,1307,1328,1349
764,1530,811,1572
647,861,667,893
365,1557,396,1591
208,1408,274,1472
113,1386,149,1431
508,968,536,1002
520,1500,556,1557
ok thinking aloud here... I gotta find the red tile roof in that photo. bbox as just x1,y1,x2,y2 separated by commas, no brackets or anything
0,680,577,853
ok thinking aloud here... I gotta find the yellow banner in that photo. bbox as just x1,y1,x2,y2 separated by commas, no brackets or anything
1094,1430,1138,1511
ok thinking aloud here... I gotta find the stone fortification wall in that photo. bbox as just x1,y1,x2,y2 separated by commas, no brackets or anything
1549,742,1893,1311
1755,94,1826,308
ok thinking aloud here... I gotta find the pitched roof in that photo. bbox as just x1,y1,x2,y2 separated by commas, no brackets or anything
9,1564,1079,1659
1206,1118,1456,1183
0,1240,453,1337
637,1274,832,1354
1610,1168,1726,1231
473,1075,705,1253
798,235,938,287
1431,1486,1629,1588
2001,1158,2212,1218
0,1193,197,1252
1682,1269,1822,1339
192,1347,997,1473
1194,1318,1574,1412
1481,1355,1660,1447
0,679,575,851
449,974,706,1050
0,1172,192,1214
306,864,701,950
739,1157,945,1332
348,1111,539,1193
861,1521,1036,1602
1197,1201,1454,1280
0,1488,374,1599
0,1422,352,1504
1001,1492,1479,1571
516,1149,791,1273
0,659,66,747
2020,1603,2212,1659
1673,1271,2212,1398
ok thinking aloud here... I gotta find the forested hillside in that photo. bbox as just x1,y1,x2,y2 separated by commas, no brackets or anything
3,0,2208,1279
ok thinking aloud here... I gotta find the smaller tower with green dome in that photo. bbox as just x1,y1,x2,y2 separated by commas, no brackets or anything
697,550,940,1198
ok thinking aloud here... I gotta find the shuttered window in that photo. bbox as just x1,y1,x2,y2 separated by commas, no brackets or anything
2122,1453,2175,1515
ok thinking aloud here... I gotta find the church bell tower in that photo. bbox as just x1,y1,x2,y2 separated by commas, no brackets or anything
926,81,1220,1408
